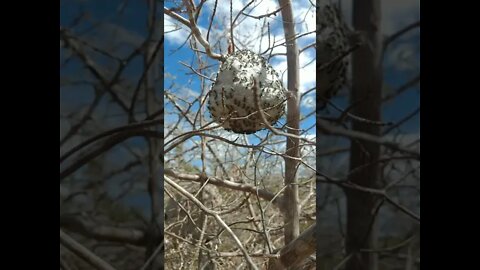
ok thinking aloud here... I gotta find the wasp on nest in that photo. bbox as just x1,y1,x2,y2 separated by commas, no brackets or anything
207,44,287,134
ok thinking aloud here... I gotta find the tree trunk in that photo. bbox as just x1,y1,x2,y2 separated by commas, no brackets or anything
346,0,382,270
145,1,163,269
277,0,300,246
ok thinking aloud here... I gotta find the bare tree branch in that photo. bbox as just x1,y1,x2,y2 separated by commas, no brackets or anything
277,0,301,245
60,129,161,181
317,120,420,159
178,0,224,61
165,175,259,270
60,215,146,246
267,223,316,269
60,229,118,270
164,168,283,208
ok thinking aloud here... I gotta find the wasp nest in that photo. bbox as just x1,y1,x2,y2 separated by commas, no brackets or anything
207,50,287,134
317,3,349,107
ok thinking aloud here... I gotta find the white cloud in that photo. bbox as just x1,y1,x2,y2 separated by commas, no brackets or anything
177,86,199,100
200,0,315,51
271,49,316,94
164,15,192,45
164,14,210,46
387,42,419,71
165,0,317,113
299,50,316,91
292,1,316,42
301,94,315,109
95,22,144,47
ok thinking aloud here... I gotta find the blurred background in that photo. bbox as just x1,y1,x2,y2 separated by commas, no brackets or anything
316,0,419,269
60,0,163,269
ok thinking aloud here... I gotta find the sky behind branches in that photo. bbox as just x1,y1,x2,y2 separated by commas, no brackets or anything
164,0,317,137
60,0,420,216
58,0,419,141
60,0,420,137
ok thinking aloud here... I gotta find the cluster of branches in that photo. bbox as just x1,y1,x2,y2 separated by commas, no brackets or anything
164,0,317,269
60,1,163,269
314,1,420,269
59,0,420,269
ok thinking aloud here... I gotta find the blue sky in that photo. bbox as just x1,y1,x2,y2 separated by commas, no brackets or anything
164,0,420,140
60,0,419,174
164,0,317,142
61,0,420,215
60,0,160,215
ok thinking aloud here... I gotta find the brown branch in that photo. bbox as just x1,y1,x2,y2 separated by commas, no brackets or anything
60,229,118,270
165,130,266,154
60,87,105,147
242,4,286,20
382,107,420,135
360,235,417,253
60,215,146,246
60,119,161,163
60,257,74,270
164,7,191,28
164,168,283,208
143,15,163,268
250,78,314,146
179,61,215,81
382,74,420,102
278,0,301,245
129,36,164,122
214,252,279,258
140,241,165,270
60,29,131,112
317,120,420,159
317,43,361,72
181,0,224,61
267,223,316,269
383,196,420,222
318,179,420,223
206,0,219,41
232,0,256,30
164,175,259,270
60,129,160,181
384,20,420,49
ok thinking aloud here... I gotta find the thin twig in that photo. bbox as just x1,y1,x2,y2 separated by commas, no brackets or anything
164,168,282,208
242,4,286,20
206,0,218,41
317,120,420,159
165,175,259,270
139,241,165,270
182,0,224,61
60,229,117,270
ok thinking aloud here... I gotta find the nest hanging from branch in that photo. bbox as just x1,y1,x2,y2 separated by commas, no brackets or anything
317,3,350,107
207,50,287,134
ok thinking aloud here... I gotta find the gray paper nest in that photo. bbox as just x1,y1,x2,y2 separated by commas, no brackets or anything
207,50,287,134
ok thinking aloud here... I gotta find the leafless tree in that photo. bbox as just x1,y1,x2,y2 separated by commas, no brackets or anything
60,1,163,269
164,0,316,269
316,1,420,270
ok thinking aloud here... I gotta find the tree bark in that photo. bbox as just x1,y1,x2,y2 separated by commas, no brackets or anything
346,1,382,270
144,1,163,269
278,0,300,246
267,223,316,270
